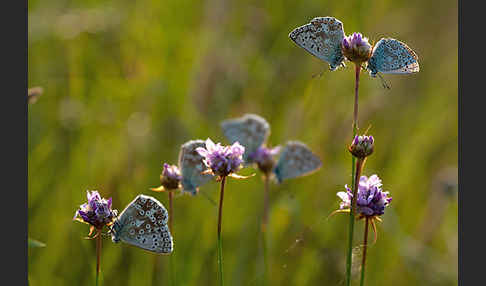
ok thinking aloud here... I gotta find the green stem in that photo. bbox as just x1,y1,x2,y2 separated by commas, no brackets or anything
217,176,227,286
168,191,176,286
96,232,102,286
360,217,370,286
345,63,361,286
261,175,270,285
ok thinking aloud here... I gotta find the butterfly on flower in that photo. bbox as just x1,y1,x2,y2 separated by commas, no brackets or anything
110,194,173,254
221,114,322,183
289,16,419,78
150,140,214,195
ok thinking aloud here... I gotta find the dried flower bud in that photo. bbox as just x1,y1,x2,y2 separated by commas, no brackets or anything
341,32,372,64
348,135,374,158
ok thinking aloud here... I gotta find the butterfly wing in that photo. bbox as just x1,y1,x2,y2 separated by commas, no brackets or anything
111,195,173,254
273,141,322,183
178,140,214,195
289,17,346,71
220,114,270,163
367,38,419,77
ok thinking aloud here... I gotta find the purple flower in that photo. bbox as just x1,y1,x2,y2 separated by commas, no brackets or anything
337,175,392,217
248,146,281,174
73,191,117,229
349,135,374,158
341,32,372,63
160,163,182,190
196,138,245,177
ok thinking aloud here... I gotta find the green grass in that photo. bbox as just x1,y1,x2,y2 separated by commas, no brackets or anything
28,0,457,285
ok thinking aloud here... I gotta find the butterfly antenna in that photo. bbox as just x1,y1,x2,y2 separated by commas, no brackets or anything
199,189,217,207
377,73,391,90
363,124,372,135
311,69,325,79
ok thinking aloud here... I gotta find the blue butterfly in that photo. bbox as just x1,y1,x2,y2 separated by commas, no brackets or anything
111,194,173,254
221,114,322,183
289,17,419,77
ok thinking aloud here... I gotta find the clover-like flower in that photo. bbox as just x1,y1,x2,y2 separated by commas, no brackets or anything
337,175,392,217
73,191,117,236
341,32,372,64
348,135,374,158
196,138,245,178
247,146,281,175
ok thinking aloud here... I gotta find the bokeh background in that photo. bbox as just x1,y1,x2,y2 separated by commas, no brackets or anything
28,0,457,285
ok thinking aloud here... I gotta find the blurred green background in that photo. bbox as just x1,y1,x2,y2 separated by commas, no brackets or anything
28,0,457,285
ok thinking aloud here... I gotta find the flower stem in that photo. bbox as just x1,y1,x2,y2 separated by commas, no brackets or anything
217,176,227,286
360,217,370,286
262,175,270,231
261,175,270,285
96,231,102,286
168,191,176,286
345,63,361,286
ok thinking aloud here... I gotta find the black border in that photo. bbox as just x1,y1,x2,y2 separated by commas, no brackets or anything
459,1,482,285
3,0,28,284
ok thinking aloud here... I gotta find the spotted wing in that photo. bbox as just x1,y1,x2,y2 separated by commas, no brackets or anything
289,17,345,71
111,195,173,254
367,38,419,77
220,114,270,163
178,140,214,195
273,141,322,183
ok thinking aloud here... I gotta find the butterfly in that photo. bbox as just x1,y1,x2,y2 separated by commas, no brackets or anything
111,194,173,254
152,140,214,195
178,140,215,194
273,141,323,183
221,114,322,183
289,16,419,77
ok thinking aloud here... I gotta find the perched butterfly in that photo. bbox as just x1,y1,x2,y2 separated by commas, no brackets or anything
273,141,323,183
151,140,214,195
178,140,215,194
289,16,419,77
111,194,173,254
221,114,322,182
221,114,270,163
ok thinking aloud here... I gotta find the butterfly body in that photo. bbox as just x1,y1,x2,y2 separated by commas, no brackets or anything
111,195,173,254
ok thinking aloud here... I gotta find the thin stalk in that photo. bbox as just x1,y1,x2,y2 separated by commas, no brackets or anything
262,175,270,231
96,231,102,286
345,63,361,286
360,217,370,286
217,176,227,286
168,191,176,286
261,174,270,285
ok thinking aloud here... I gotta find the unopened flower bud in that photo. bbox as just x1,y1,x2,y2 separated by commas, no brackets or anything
349,135,374,158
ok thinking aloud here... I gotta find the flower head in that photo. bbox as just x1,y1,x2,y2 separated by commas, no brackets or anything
338,175,392,217
248,146,281,174
196,138,245,177
160,163,182,190
73,191,117,230
349,135,374,158
341,32,372,63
